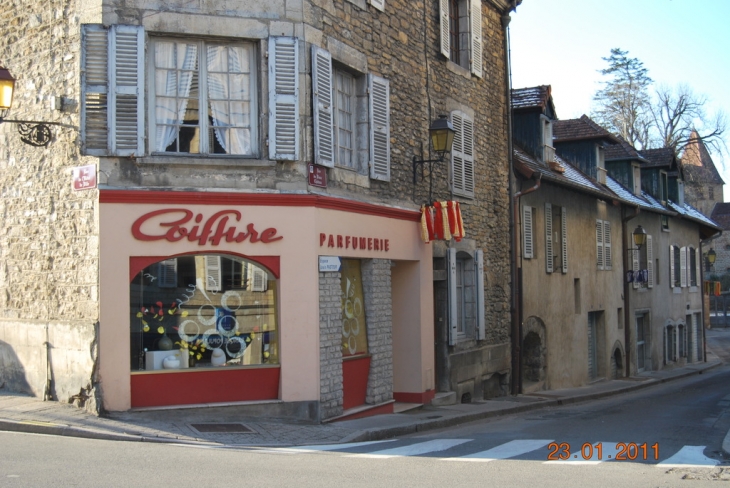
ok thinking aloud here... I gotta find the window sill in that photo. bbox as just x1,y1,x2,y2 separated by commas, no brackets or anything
445,61,472,80
139,156,276,168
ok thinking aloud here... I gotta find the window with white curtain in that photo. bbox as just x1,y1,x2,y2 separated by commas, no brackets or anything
150,39,257,156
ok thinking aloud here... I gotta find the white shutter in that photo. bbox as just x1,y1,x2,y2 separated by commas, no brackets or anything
596,220,604,270
632,248,640,290
251,265,268,292
368,75,390,180
439,0,450,58
603,220,613,270
647,235,654,288
81,24,110,155
680,246,687,288
695,247,701,288
523,206,534,259
463,116,475,195
451,111,474,197
369,0,385,11
470,0,482,77
545,203,553,274
157,259,178,288
311,46,334,168
447,248,458,346
109,25,145,156
269,36,300,160
561,206,568,274
669,245,675,288
476,249,485,340
205,255,222,292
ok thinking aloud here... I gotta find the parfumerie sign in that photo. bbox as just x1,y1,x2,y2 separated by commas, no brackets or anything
132,209,283,245
319,233,390,252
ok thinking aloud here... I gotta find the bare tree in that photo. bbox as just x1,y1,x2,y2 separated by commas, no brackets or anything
592,48,653,149
650,83,728,155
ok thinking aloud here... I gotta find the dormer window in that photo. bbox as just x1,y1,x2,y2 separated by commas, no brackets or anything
541,115,554,163
596,145,606,184
632,164,641,196
660,171,669,205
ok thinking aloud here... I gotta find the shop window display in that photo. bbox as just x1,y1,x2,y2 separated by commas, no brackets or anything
341,259,368,358
130,254,278,371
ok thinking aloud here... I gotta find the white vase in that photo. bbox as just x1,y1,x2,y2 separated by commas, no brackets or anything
210,348,226,366
162,355,180,369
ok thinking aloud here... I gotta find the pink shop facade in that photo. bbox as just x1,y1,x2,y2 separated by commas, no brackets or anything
99,190,435,420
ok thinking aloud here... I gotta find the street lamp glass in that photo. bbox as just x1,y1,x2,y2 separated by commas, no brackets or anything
0,66,16,119
429,116,455,156
708,249,717,265
632,225,647,249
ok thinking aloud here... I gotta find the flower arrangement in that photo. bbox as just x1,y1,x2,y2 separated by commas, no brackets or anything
176,338,206,362
136,301,189,334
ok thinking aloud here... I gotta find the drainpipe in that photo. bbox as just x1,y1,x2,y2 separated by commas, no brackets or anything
511,173,541,394
622,206,640,377
700,232,722,362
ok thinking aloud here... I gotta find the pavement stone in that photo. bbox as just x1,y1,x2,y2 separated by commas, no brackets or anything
0,359,723,448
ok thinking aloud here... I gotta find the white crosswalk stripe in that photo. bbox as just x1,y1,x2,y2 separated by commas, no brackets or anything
248,438,721,467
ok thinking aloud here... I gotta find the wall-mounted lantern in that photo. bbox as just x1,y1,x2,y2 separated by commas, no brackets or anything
631,225,647,250
413,115,456,203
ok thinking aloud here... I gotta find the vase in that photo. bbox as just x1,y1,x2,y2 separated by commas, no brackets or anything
158,333,173,351
211,347,226,366
162,355,180,369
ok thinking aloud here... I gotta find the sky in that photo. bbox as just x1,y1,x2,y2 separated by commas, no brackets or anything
509,0,730,201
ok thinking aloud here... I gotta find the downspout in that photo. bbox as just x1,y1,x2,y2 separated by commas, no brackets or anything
512,173,541,394
622,206,640,377
700,232,722,363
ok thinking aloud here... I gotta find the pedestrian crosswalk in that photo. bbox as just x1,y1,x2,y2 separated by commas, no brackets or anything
265,438,722,467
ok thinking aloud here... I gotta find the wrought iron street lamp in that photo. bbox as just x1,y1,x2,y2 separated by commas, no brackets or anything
413,115,456,203
632,225,647,250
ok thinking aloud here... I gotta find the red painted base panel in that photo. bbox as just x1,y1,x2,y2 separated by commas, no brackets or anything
334,402,394,422
131,367,280,408
342,356,371,410
393,390,435,405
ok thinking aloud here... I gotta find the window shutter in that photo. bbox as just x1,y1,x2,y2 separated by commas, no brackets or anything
251,265,268,292
545,203,553,274
596,220,604,270
81,24,110,155
451,111,474,197
632,248,640,290
647,235,654,288
695,247,701,288
205,255,222,292
269,36,300,161
669,245,675,288
439,0,450,58
311,46,334,168
369,0,385,11
157,259,178,288
447,248,458,346
603,220,613,270
109,25,145,156
476,249,485,341
469,0,482,77
523,206,533,259
368,74,390,181
680,246,687,287
561,206,568,274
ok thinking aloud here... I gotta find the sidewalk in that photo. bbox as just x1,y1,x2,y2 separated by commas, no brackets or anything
0,359,722,448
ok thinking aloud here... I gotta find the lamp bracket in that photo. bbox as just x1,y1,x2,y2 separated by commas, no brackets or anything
413,154,446,204
1,119,78,147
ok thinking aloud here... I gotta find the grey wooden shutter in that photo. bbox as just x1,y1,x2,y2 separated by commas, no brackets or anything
369,0,385,11
368,74,390,181
695,246,701,288
545,202,553,273
109,25,145,156
447,248,458,346
523,206,534,259
269,36,300,160
451,111,474,197
603,220,613,270
680,246,687,287
632,248,640,290
81,24,110,155
669,245,675,288
596,220,604,270
561,206,568,274
476,249,485,340
205,255,222,292
462,116,475,195
469,0,482,77
311,46,334,168
647,235,654,288
439,0,450,58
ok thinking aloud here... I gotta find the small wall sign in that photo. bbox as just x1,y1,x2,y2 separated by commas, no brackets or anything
72,164,97,191
319,256,341,272
308,163,327,188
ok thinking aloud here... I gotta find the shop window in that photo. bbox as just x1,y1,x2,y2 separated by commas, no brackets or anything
340,259,368,358
130,254,278,371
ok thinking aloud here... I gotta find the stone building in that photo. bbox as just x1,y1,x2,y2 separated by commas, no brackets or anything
0,0,516,419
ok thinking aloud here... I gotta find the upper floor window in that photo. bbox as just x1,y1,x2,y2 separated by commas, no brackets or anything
333,68,356,168
660,171,669,205
632,164,641,196
596,219,612,271
439,0,482,77
546,203,567,274
151,39,257,156
80,25,300,161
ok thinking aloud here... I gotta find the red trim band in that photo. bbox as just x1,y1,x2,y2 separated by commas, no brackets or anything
393,390,436,404
100,190,420,222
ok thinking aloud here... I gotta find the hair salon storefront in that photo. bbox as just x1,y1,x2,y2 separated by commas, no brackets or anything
99,190,434,420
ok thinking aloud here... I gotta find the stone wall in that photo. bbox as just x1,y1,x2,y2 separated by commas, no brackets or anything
0,1,100,410
319,271,343,419
361,258,392,405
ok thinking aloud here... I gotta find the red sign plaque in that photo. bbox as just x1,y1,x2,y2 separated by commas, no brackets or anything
308,163,327,188
72,164,97,191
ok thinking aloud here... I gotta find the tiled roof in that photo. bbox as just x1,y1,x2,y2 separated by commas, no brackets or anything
640,147,676,168
605,178,666,213
553,115,619,144
668,201,720,229
512,85,552,111
711,202,730,230
604,134,647,162
681,131,725,184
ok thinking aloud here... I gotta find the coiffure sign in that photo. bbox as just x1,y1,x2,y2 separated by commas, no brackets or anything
131,209,283,246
